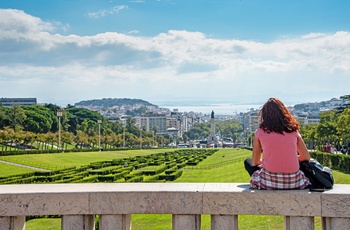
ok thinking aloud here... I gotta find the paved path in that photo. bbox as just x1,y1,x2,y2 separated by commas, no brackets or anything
0,160,50,171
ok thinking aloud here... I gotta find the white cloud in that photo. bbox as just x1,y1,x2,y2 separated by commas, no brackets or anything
0,9,54,39
0,9,349,105
88,5,128,19
127,30,140,35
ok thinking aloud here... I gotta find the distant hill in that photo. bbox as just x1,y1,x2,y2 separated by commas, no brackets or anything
74,98,158,109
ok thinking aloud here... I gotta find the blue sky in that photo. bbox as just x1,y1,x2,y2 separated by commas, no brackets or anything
1,0,350,107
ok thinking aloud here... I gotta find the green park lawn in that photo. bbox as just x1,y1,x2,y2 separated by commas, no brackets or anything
0,149,177,171
3,148,349,230
0,162,36,176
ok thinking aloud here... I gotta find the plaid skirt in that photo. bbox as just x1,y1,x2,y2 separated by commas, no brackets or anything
250,168,310,190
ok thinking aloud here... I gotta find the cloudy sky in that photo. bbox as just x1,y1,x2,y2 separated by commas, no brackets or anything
0,0,350,107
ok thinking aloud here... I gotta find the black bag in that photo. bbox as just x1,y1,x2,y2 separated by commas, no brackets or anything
299,159,334,191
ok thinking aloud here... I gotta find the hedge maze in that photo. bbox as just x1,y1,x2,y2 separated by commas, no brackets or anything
0,149,218,184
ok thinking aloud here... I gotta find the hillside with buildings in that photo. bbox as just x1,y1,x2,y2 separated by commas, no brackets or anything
74,98,170,119
75,98,156,108
238,96,350,143
1,96,349,147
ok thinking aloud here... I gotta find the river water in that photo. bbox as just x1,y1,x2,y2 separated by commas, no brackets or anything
156,102,262,115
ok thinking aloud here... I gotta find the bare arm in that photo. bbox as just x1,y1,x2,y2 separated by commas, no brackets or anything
297,137,311,162
252,137,262,166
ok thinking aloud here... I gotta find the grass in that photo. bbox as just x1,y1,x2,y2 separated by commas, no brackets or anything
0,162,36,176
0,149,177,170
26,218,61,230
5,148,349,230
175,148,250,183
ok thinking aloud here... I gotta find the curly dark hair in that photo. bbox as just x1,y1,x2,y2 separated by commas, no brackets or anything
259,98,300,134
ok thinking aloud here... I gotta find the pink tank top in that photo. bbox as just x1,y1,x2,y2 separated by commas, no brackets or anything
255,128,301,173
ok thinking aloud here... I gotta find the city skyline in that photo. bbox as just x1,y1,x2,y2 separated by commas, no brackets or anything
0,1,350,106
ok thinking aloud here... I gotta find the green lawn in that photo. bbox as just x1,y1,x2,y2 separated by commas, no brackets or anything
5,148,348,230
0,149,177,170
26,218,61,230
0,162,36,177
175,148,250,183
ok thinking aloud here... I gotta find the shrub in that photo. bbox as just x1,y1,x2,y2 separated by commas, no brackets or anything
97,175,116,182
158,170,182,181
126,176,143,182
143,175,160,182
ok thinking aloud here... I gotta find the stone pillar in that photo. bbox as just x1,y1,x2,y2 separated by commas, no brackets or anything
211,214,238,230
62,215,95,230
172,214,200,230
322,217,350,230
284,216,314,230
99,214,131,230
0,216,25,230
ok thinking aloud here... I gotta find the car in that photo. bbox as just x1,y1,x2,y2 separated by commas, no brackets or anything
177,143,188,148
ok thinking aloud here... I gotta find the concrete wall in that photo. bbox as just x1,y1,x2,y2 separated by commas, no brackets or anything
1,183,350,230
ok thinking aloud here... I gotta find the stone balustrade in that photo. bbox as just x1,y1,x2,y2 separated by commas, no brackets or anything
1,183,350,230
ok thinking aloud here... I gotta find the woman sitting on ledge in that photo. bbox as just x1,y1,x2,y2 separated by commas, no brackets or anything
244,98,311,190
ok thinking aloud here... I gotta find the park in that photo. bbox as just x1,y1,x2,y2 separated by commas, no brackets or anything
1,148,350,229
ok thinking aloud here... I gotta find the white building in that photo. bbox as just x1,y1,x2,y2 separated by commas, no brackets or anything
303,116,320,125
140,113,167,135
0,98,37,107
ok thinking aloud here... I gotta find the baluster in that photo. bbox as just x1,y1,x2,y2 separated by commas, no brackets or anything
61,215,95,230
99,214,131,230
0,216,25,230
284,216,314,230
172,214,200,230
322,217,350,230
211,214,238,230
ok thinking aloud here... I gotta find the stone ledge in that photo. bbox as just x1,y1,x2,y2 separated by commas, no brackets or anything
0,183,348,218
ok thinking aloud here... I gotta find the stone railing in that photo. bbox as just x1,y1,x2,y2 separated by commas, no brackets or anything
1,183,350,230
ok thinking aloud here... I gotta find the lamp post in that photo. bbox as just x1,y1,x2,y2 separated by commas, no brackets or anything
98,119,102,151
57,111,62,151
123,123,126,148
140,125,142,149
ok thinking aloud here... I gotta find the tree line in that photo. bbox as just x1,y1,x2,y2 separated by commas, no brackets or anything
301,107,350,150
0,104,170,152
183,119,243,143
1,95,349,152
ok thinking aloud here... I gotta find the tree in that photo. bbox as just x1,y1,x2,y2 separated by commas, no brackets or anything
35,133,47,150
0,107,10,129
22,105,54,133
75,130,89,149
1,103,170,151
337,108,350,146
8,105,26,131
45,132,56,150
66,107,102,134
184,122,210,140
300,124,319,149
23,131,36,149
61,131,74,150
216,120,243,141
0,128,10,152
317,110,339,146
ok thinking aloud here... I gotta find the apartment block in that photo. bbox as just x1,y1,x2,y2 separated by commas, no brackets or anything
140,113,167,135
0,97,37,107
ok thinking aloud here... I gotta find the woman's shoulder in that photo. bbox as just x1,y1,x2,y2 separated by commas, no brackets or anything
254,128,265,136
284,131,302,139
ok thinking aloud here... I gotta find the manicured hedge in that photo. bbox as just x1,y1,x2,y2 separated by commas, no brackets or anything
158,170,182,181
126,176,143,182
311,151,350,173
0,149,218,184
